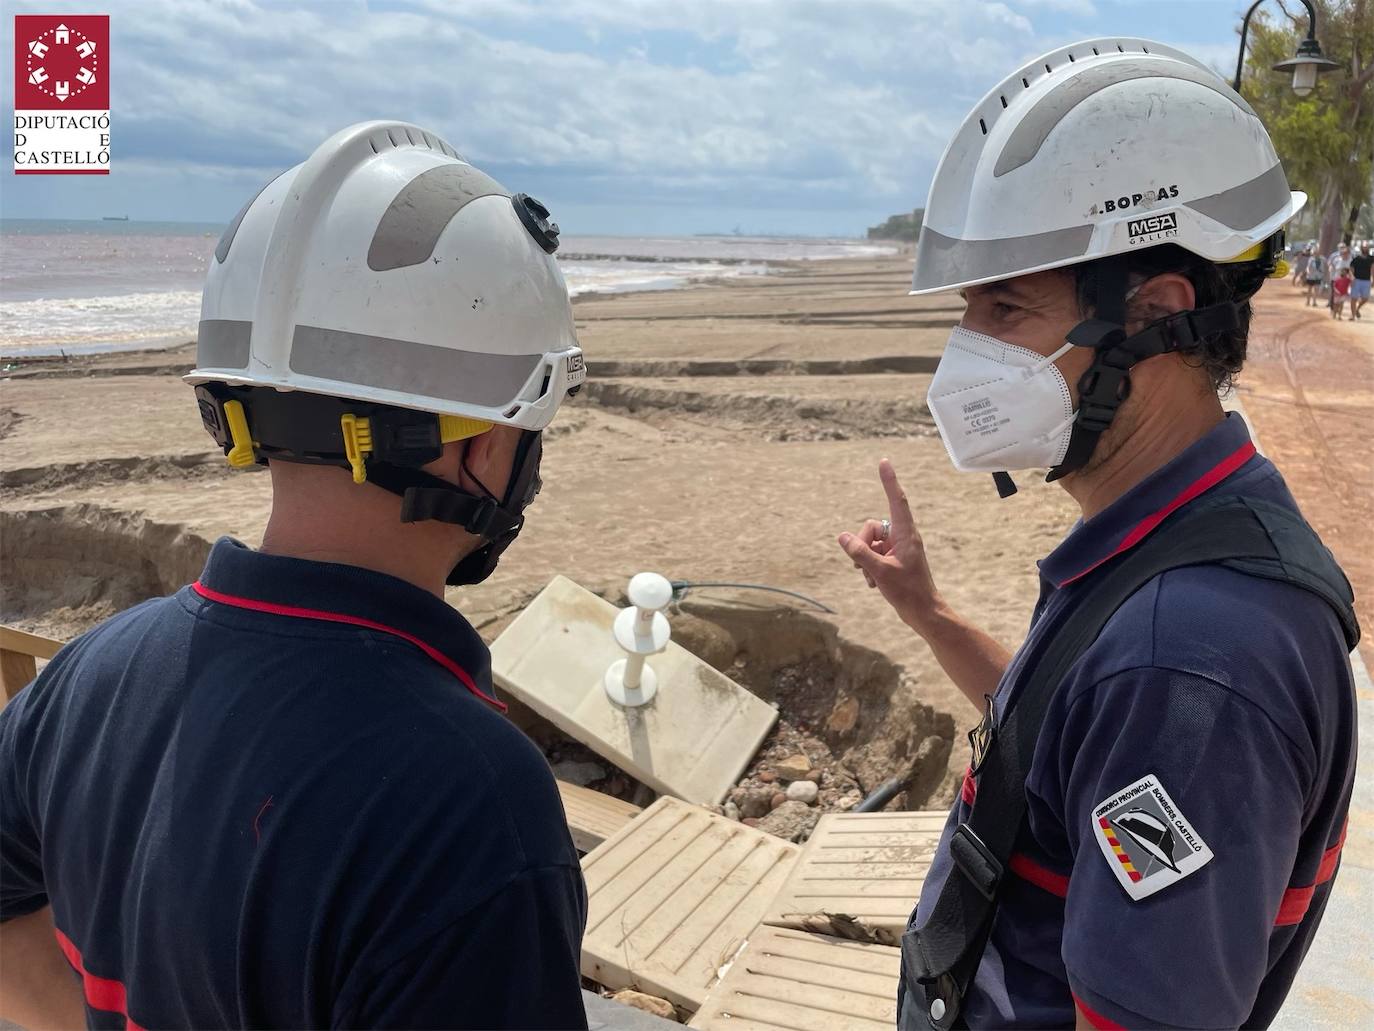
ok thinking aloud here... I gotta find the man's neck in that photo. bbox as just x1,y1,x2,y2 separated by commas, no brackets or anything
260,519,452,598
259,466,466,599
1059,390,1225,521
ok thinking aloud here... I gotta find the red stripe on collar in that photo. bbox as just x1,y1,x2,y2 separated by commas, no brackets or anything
1058,441,1257,588
191,580,507,712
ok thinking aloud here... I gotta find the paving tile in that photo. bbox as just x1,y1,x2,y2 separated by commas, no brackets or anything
763,810,945,941
490,575,777,805
689,925,901,1030
581,797,799,1011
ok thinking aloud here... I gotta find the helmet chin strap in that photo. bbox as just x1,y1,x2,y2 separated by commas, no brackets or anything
1042,256,1241,484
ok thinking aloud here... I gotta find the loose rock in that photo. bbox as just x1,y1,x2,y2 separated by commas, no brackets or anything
723,801,741,822
786,780,819,805
770,791,787,811
757,770,777,784
827,696,861,735
739,788,774,819
551,759,605,787
610,989,678,1022
758,799,822,842
774,754,813,782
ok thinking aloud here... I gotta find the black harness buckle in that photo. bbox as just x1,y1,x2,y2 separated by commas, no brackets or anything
950,823,1002,901
463,497,501,536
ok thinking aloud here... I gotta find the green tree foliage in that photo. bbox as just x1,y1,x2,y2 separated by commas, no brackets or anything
867,209,923,241
1241,0,1374,252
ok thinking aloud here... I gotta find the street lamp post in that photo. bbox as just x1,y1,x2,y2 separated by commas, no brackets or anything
1233,0,1341,96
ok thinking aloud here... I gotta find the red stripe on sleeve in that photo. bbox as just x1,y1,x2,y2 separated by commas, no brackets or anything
54,928,146,1031
1275,820,1348,926
1009,853,1070,898
1073,992,1127,1031
960,766,977,806
191,580,506,712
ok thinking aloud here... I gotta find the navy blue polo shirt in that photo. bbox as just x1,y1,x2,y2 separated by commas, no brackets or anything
0,541,588,1029
906,413,1356,1029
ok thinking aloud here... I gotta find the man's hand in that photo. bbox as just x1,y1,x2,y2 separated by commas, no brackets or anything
838,459,943,634
837,457,1013,711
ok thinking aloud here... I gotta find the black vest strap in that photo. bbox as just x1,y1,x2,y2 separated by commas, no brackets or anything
898,494,1358,1030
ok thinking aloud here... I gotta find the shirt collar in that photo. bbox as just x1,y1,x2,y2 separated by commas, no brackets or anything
194,539,495,703
1040,412,1260,589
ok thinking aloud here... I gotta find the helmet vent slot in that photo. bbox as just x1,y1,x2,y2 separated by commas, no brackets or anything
1092,47,1100,55
1022,77,1030,88
1044,63,1053,74
1068,53,1075,62
386,128,398,147
405,128,416,145
369,138,379,154
1000,95,1007,108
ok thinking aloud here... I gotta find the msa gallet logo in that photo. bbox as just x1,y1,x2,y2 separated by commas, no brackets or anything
1087,185,1180,217
1127,212,1180,245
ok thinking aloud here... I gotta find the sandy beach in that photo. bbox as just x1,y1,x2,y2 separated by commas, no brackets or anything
2,257,1370,812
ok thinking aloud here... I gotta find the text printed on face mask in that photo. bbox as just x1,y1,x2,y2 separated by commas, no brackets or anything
961,396,1011,438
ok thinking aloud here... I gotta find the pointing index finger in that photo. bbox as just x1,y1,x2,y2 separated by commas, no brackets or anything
879,458,916,536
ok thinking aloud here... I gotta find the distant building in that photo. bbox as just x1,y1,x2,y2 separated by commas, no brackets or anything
867,209,923,241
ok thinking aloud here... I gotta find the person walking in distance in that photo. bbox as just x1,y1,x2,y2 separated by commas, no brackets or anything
1304,247,1327,306
1349,242,1371,320
1290,244,1310,286
838,40,1359,1031
0,122,591,1030
1331,264,1352,319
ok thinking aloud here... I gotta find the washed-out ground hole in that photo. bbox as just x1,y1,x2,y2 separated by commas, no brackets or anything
1,509,958,845
507,598,957,844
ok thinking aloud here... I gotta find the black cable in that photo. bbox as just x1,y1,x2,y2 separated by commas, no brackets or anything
669,580,834,614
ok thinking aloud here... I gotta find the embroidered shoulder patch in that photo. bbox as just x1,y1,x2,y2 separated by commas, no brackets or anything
1092,773,1213,901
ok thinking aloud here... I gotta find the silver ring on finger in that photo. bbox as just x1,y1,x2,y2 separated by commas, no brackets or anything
878,518,891,541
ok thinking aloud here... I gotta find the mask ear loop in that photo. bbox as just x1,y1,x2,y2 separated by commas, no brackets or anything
460,452,499,503
1029,340,1076,375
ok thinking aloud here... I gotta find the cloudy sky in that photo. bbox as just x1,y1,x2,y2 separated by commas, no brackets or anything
3,1,1258,236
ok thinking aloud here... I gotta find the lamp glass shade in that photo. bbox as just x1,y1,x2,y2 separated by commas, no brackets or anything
1292,62,1319,95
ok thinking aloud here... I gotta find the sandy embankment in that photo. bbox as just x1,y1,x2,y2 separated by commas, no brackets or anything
13,260,1362,813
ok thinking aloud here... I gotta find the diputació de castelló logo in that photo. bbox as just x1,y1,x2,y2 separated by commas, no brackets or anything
14,14,111,174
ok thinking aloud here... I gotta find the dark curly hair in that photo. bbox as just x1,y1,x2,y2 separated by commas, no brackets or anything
1073,244,1271,395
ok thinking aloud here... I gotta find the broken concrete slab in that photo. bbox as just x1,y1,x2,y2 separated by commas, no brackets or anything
763,810,946,941
490,575,777,805
688,925,901,1029
580,796,799,1012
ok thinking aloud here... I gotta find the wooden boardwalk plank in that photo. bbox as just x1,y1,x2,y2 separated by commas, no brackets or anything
762,811,946,940
689,926,900,1030
581,797,799,1011
556,780,642,854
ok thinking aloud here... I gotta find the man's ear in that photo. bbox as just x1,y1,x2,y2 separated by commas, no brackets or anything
1127,272,1196,329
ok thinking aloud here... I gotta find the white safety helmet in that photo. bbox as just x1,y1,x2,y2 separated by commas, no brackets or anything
187,120,584,430
912,38,1304,295
187,121,585,585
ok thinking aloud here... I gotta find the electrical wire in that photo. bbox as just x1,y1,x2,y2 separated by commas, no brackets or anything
669,580,834,614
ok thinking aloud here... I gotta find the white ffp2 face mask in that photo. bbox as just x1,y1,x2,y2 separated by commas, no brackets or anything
926,326,1077,473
